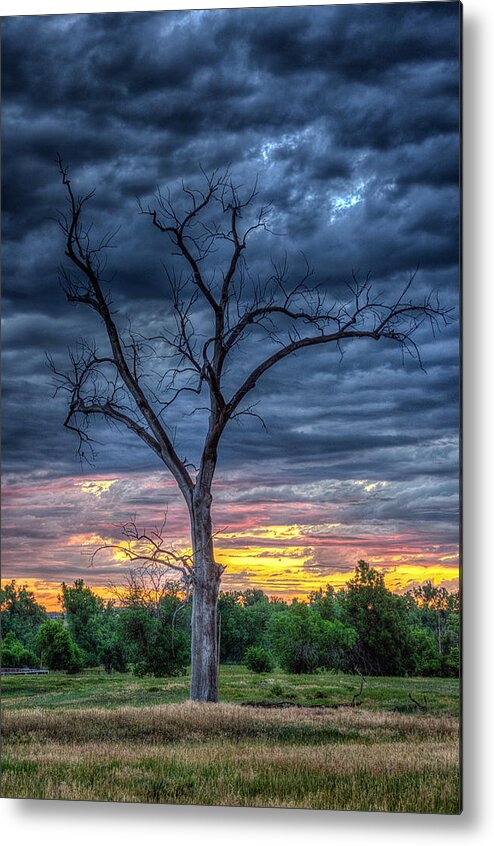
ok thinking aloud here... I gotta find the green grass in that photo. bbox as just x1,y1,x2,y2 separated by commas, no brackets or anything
1,665,460,714
1,667,460,813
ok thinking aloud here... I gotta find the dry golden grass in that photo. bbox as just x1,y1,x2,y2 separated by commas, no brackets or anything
2,702,460,812
3,700,459,739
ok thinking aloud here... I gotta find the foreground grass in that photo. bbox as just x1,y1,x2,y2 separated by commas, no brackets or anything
1,669,460,813
2,703,459,812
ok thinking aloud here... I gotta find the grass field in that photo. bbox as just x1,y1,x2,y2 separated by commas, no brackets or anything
1,667,460,813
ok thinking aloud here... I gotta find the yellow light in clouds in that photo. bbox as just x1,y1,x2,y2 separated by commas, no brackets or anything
352,479,388,493
216,545,311,568
216,545,314,592
215,543,459,599
383,565,459,591
217,545,350,596
218,525,304,540
66,532,130,564
67,533,110,547
78,479,118,497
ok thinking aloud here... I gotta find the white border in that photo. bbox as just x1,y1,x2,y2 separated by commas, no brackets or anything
2,0,493,842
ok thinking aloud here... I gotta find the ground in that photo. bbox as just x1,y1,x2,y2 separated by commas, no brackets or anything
1,667,460,813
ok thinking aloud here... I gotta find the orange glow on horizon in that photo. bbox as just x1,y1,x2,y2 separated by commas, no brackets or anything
2,471,459,610
0,578,116,612
4,542,459,612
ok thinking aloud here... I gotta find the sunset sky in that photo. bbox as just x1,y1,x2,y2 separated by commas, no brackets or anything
2,2,460,610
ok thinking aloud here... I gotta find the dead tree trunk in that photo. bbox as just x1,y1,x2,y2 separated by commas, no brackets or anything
189,489,222,702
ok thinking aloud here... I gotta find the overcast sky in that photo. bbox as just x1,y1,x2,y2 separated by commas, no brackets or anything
1,2,461,605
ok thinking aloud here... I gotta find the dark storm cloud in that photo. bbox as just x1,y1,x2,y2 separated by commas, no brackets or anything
2,3,460,562
238,3,457,76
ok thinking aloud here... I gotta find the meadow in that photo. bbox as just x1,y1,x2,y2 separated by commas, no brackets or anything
1,667,460,813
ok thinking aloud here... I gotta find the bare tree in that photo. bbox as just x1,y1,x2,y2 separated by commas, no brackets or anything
103,519,193,622
53,159,452,702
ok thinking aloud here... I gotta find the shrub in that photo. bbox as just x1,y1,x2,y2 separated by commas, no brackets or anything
243,646,275,673
118,607,190,678
35,621,84,674
1,631,40,668
268,602,356,674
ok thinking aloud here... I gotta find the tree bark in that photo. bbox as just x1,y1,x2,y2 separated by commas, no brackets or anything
189,489,222,702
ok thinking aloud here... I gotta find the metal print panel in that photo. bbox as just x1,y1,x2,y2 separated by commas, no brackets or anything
1,1,461,813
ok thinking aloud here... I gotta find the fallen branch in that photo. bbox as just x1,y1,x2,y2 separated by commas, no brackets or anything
351,667,366,707
408,692,428,712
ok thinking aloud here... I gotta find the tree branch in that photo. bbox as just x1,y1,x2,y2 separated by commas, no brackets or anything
57,157,194,503
224,275,452,417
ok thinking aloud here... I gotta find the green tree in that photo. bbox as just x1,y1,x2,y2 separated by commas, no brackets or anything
239,591,273,653
60,580,105,667
217,592,248,663
1,631,40,669
0,580,48,651
36,621,84,674
341,561,415,676
441,612,460,677
408,581,459,660
409,627,441,676
88,603,127,673
217,590,285,664
308,585,343,621
115,573,191,677
117,606,190,677
268,601,356,674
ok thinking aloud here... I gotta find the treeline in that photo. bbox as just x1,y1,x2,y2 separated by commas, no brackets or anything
0,561,459,678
